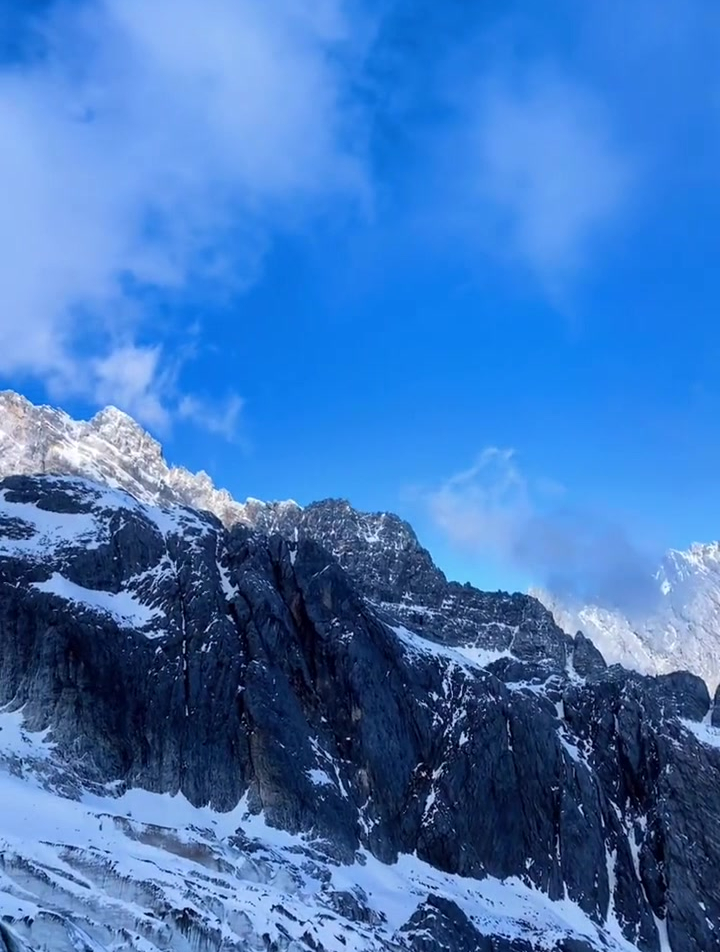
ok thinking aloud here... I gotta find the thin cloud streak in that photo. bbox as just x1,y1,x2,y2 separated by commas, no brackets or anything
472,70,635,289
425,448,659,612
178,393,245,443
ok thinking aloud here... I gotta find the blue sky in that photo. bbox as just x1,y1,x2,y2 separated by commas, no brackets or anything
2,0,720,598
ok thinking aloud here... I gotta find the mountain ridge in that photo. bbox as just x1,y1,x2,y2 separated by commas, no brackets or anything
0,389,301,528
3,389,720,690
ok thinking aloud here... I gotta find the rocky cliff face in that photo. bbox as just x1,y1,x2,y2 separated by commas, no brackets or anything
251,497,573,675
1,472,720,952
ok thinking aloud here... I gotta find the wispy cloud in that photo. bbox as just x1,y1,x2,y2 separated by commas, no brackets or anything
178,393,244,443
90,345,172,431
427,448,536,556
424,448,658,612
0,0,369,431
472,70,634,288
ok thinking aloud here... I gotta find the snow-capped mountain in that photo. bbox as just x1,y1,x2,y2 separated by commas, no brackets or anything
1,471,720,952
0,389,300,529
2,392,720,951
5,389,720,692
535,543,720,690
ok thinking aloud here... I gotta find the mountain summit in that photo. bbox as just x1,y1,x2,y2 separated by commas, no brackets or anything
535,541,720,690
0,389,299,527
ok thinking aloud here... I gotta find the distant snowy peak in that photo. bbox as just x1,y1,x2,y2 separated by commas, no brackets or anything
659,541,720,587
535,536,720,689
0,390,300,528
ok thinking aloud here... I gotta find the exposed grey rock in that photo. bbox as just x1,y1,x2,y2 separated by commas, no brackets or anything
324,889,382,926
2,474,720,952
571,631,608,679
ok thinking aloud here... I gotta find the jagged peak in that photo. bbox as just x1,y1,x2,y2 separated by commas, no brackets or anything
89,404,164,453
90,404,143,429
307,497,355,512
0,388,71,421
685,540,720,560
0,388,33,408
307,498,411,527
0,391,310,531
245,495,302,511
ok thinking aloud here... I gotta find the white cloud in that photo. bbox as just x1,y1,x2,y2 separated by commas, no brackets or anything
89,345,172,432
0,0,368,431
473,72,633,285
424,449,657,610
178,393,244,442
427,448,533,558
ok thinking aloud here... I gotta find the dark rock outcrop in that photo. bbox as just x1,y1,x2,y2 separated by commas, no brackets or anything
399,895,532,952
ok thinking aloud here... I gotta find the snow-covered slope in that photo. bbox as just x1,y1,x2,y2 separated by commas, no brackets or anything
0,389,299,528
0,728,645,952
535,543,720,690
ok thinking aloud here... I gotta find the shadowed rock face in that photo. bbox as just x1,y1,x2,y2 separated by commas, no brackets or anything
1,475,720,952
